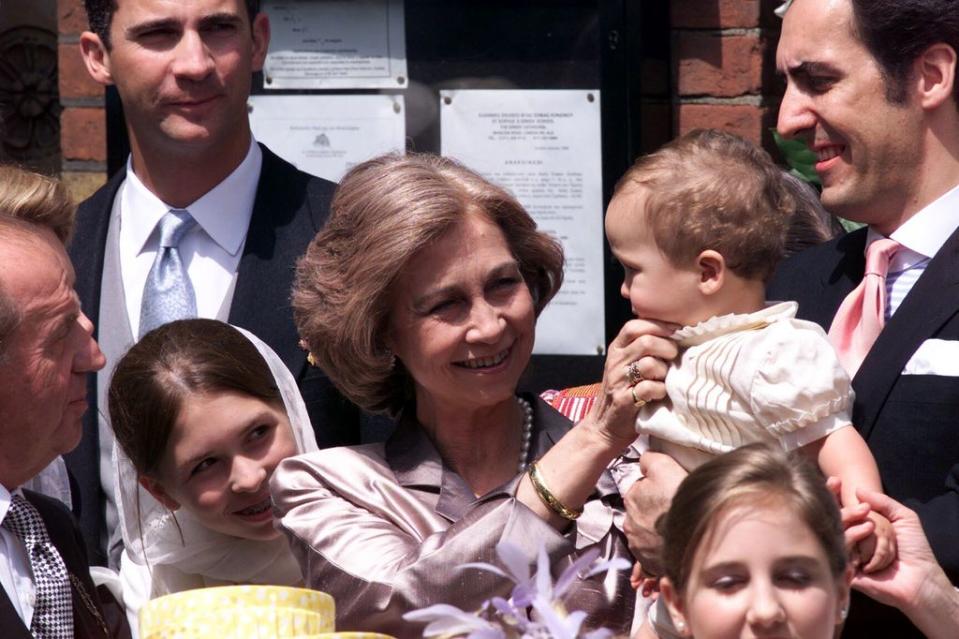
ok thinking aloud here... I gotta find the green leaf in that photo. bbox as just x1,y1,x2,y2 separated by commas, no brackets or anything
772,129,821,186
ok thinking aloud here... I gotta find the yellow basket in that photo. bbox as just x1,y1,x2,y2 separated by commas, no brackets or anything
139,585,335,639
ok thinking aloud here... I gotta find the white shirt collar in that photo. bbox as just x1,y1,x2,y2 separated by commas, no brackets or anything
883,183,959,258
0,484,22,527
865,182,959,269
123,138,262,257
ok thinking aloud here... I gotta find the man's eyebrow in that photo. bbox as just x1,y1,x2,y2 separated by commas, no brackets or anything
125,18,180,38
198,12,245,28
782,61,842,77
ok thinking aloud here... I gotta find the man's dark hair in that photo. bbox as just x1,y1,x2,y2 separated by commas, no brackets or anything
84,0,261,49
850,0,959,105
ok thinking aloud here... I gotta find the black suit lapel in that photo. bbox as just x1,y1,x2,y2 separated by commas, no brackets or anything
853,225,959,438
227,146,318,377
769,229,867,330
0,589,32,639
69,168,126,338
816,229,868,325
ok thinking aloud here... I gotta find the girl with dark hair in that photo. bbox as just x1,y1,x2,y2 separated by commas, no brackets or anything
106,319,318,631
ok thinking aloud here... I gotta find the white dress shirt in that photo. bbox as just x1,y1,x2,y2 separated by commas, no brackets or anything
116,138,262,332
0,485,36,627
866,182,959,319
98,138,263,566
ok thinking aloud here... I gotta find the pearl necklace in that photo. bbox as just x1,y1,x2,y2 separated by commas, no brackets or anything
516,396,533,473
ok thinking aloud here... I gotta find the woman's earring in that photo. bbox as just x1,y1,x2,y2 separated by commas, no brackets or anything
840,604,849,621
299,339,318,367
674,620,687,635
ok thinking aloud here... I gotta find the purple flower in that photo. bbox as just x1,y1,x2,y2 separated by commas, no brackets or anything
403,541,630,638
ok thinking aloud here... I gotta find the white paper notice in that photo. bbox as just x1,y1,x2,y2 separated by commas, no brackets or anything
249,94,406,182
440,90,605,356
263,0,407,90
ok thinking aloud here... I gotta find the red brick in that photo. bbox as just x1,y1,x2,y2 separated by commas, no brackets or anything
678,33,764,97
58,44,103,100
672,0,761,29
58,0,90,35
61,107,106,162
677,103,768,146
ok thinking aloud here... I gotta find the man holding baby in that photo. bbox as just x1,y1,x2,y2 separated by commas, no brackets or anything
626,0,959,637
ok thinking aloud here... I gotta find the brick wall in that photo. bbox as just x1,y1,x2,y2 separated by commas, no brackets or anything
54,1,788,194
672,0,784,152
57,0,106,202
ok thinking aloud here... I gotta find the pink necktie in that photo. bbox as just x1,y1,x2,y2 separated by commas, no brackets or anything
828,238,900,376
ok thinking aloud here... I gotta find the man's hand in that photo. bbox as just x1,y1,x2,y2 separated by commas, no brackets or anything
623,451,688,577
851,488,943,608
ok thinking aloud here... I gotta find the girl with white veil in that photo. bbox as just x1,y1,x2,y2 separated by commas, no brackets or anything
107,319,318,633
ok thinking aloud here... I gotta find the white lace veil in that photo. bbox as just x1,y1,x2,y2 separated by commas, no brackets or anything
112,325,319,587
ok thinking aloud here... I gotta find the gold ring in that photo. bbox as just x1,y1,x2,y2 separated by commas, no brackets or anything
631,386,646,407
626,361,644,385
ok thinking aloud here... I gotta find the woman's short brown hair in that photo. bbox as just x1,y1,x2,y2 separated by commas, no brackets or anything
615,129,796,281
657,443,847,594
293,152,564,416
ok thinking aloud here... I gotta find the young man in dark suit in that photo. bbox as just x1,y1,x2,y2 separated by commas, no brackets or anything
74,0,362,566
0,182,117,637
768,0,959,635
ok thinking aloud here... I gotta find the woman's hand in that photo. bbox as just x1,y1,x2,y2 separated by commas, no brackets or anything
586,318,679,445
518,318,678,531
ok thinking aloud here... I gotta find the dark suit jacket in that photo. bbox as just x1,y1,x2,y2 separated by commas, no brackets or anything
66,145,362,564
768,225,959,638
0,491,119,639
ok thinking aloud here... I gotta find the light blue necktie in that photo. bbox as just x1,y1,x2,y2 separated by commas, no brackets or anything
139,209,198,338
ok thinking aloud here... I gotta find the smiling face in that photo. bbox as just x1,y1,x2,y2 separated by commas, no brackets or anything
776,0,924,232
80,0,268,168
386,210,536,415
605,187,710,328
143,390,297,541
0,229,106,488
663,500,848,639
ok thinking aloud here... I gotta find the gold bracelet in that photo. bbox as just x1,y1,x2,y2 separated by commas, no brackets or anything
528,461,583,520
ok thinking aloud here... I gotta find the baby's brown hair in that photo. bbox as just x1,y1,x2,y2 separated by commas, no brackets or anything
615,129,796,281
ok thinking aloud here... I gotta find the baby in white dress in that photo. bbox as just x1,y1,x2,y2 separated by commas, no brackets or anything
605,130,895,637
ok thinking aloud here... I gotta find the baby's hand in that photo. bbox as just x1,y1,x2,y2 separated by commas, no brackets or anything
857,511,897,573
630,561,661,598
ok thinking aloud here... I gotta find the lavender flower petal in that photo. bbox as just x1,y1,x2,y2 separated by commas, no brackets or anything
404,603,495,636
553,549,600,598
496,540,532,584
535,544,553,599
460,561,514,581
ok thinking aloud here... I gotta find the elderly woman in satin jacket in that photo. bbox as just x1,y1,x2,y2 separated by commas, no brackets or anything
271,153,664,635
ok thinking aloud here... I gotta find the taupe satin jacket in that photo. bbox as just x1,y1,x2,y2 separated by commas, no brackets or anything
271,396,638,636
